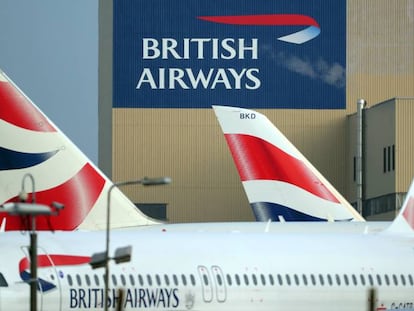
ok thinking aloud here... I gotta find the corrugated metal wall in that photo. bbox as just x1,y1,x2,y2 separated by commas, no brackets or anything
112,108,349,222
347,0,414,107
346,0,414,206
112,108,252,222
396,98,414,192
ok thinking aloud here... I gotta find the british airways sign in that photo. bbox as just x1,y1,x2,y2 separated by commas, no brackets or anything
113,0,345,109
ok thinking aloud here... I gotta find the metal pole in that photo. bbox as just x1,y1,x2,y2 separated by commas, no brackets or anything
104,180,143,311
104,177,170,311
30,229,37,311
24,173,37,311
0,173,58,311
104,183,116,311
356,99,366,215
105,181,138,311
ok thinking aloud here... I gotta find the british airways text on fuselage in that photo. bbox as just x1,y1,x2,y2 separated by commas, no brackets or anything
70,287,179,309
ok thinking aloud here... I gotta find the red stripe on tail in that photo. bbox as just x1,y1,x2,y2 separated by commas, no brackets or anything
2,163,105,230
402,197,414,230
225,133,339,203
0,80,55,132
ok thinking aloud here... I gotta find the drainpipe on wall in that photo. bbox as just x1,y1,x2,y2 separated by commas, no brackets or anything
356,99,366,216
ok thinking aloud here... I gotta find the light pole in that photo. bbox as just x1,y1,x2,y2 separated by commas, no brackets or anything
0,173,63,311
91,176,171,311
22,174,38,311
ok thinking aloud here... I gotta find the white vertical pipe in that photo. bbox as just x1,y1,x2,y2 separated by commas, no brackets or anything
356,99,366,215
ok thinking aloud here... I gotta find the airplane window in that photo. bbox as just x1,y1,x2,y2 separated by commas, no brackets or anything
325,274,332,286
138,274,144,286
243,274,249,286
252,274,257,286
352,274,357,286
173,274,179,286
0,273,8,287
216,274,223,286
94,274,100,286
335,274,341,286
190,274,196,286
302,274,308,286
50,274,55,281
147,275,153,286
310,274,316,286
67,275,73,286
277,274,283,286
343,274,349,286
268,274,274,286
129,274,135,286
384,275,390,286
226,274,232,286
156,274,161,286
408,275,413,286
260,274,266,286
121,275,126,286
392,274,398,286
181,275,187,286
368,275,374,286
294,274,299,286
327,275,332,286
76,274,82,286
376,275,382,286
235,274,241,286
203,275,209,286
285,275,291,286
85,275,91,286
112,275,117,286
360,275,366,286
164,275,170,286
318,274,324,286
401,275,406,286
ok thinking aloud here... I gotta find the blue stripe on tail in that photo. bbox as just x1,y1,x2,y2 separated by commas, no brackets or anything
0,147,58,170
251,202,328,222
251,202,353,222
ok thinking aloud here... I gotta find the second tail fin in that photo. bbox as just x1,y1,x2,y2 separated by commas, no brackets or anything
213,105,364,222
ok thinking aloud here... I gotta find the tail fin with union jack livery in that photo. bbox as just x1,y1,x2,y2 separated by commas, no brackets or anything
0,69,162,231
213,105,364,222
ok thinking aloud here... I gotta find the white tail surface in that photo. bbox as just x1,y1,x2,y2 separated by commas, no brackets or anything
213,105,364,222
0,69,162,230
385,179,414,235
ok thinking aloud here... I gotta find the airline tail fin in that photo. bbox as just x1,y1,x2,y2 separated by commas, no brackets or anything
385,180,414,235
212,105,364,222
0,69,162,231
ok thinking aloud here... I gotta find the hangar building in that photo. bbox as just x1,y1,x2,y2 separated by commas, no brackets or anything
98,0,414,222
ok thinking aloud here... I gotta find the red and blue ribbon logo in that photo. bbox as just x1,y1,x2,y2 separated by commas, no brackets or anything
198,14,320,44
19,254,91,292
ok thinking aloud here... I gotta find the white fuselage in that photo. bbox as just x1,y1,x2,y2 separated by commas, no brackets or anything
0,223,412,311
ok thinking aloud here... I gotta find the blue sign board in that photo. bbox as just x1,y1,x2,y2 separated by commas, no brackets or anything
113,0,346,109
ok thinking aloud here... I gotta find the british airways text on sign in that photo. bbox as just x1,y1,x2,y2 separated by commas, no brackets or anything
113,0,346,109
137,38,260,90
